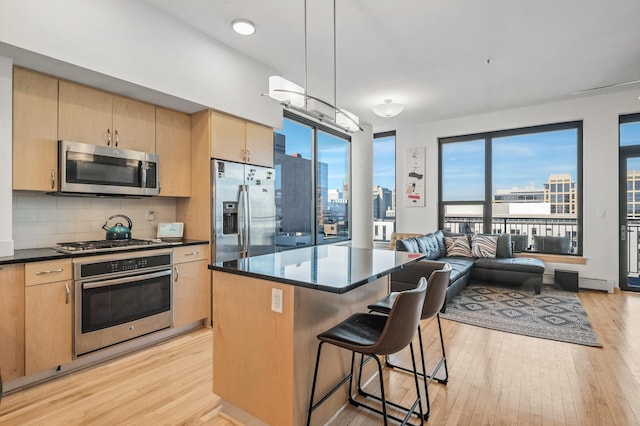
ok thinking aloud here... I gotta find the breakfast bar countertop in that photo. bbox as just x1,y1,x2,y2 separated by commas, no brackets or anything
209,244,425,294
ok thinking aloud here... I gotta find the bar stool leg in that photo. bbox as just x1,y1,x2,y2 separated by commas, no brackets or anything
307,342,325,426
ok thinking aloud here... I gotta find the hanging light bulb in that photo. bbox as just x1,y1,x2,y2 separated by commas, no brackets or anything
372,99,405,118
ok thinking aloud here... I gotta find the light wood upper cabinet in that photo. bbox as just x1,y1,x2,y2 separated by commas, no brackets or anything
210,111,246,163
12,68,59,191
24,259,73,376
246,121,274,168
59,80,113,146
59,80,155,153
173,245,210,328
112,96,156,153
0,264,25,382
156,107,191,197
210,110,274,167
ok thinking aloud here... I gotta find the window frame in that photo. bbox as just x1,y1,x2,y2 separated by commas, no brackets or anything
275,110,352,249
373,130,397,243
438,120,584,256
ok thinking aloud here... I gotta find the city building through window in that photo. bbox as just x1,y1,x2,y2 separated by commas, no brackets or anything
373,131,396,243
439,121,583,255
274,112,351,251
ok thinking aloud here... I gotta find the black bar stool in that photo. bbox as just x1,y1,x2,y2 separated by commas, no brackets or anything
366,263,452,420
306,278,427,426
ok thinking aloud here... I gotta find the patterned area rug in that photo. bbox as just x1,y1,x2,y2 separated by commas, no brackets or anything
441,284,602,347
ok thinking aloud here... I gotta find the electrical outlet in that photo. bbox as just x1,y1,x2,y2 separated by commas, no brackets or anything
146,210,155,221
271,288,283,313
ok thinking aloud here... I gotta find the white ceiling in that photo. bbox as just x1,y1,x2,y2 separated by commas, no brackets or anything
144,0,640,132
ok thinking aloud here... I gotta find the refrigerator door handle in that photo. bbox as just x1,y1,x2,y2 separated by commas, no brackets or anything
239,184,249,257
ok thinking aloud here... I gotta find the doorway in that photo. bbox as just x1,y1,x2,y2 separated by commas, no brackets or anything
619,114,640,292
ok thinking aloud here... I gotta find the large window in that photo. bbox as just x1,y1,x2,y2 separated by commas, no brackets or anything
274,112,351,250
373,131,396,243
439,121,583,255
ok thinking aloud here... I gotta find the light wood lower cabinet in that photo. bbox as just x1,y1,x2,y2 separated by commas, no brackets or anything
173,245,210,328
0,264,25,382
24,259,73,376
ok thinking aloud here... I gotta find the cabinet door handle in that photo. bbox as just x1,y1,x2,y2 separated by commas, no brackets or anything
107,128,111,146
115,130,119,147
65,282,70,305
51,169,56,190
34,268,64,275
158,180,162,194
185,251,199,256
246,149,251,162
174,265,179,282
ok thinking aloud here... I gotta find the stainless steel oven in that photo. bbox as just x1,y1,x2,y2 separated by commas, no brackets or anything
73,249,173,356
58,140,159,197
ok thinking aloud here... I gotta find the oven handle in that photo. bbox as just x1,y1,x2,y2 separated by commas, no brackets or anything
81,269,172,290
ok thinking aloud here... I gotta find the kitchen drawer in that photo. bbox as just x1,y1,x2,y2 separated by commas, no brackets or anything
173,244,209,263
25,259,72,286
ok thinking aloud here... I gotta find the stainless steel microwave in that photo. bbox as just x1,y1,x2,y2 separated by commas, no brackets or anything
57,140,159,197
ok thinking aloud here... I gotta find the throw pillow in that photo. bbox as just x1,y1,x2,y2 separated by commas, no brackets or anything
445,235,472,257
471,234,498,258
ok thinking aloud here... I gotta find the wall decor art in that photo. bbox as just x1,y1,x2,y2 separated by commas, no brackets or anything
404,146,425,206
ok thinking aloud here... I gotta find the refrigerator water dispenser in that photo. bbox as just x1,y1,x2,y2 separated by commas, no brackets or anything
222,201,239,235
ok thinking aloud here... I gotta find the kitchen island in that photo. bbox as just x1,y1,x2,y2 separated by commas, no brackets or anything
209,245,425,425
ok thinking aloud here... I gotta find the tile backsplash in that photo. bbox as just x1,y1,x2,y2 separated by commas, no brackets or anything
12,191,177,249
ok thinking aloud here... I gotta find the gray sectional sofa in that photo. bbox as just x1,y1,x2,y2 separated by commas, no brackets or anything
391,230,545,310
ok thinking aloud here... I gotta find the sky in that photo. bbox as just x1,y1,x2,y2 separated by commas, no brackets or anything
443,128,579,201
276,118,349,191
277,118,640,199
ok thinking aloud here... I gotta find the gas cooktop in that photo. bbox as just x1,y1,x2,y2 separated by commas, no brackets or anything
55,239,165,254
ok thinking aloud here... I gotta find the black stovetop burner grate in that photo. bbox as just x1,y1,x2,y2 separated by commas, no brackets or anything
55,239,162,253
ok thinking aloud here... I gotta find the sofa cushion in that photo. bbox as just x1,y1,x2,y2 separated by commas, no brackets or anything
396,232,446,260
496,234,513,258
511,234,529,252
445,235,472,257
396,237,419,253
433,230,447,258
471,234,498,258
439,256,475,283
473,257,545,274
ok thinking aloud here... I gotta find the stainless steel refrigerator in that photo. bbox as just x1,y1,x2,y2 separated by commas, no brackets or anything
211,159,276,262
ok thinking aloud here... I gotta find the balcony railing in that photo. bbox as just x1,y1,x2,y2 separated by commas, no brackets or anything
444,216,579,255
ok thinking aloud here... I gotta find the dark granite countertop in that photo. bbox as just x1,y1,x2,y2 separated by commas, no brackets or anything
209,245,425,294
0,239,209,265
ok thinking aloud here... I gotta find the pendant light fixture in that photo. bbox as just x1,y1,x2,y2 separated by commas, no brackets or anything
372,99,404,118
265,0,362,132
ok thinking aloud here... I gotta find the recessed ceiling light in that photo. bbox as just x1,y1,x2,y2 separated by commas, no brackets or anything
232,19,255,36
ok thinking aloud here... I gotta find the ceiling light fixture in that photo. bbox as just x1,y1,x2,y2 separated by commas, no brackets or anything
264,0,361,132
231,19,255,36
372,99,404,118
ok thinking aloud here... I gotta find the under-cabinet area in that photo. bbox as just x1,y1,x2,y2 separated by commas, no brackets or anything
0,242,209,393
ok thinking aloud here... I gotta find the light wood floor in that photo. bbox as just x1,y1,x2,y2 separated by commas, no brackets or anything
1,287,638,425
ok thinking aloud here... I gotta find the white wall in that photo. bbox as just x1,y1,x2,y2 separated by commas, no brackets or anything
0,0,281,128
395,88,640,289
0,55,13,256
